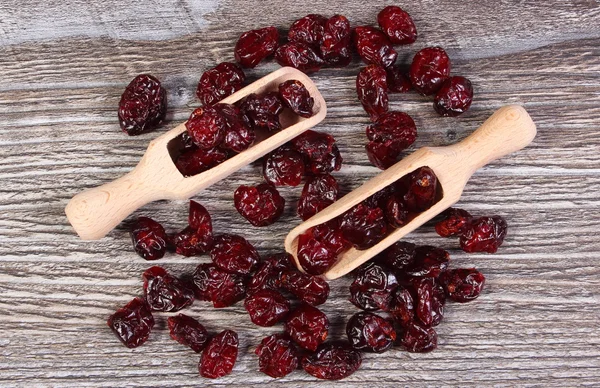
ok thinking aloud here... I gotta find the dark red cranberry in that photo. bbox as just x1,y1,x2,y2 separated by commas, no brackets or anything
307,144,343,176
363,184,396,209
354,26,397,68
256,334,299,378
434,76,474,116
297,174,339,220
412,277,445,327
409,47,451,95
130,217,168,261
460,216,507,253
435,208,472,237
377,241,416,271
107,297,154,348
239,92,284,132
301,343,362,380
248,253,294,295
297,220,349,275
385,195,409,227
405,245,450,278
356,64,389,122
167,313,210,353
288,14,327,48
235,27,279,68
440,268,486,302
377,6,417,45
386,286,414,326
245,289,290,327
142,266,195,312
367,111,417,153
172,225,213,256
320,15,352,67
192,263,247,308
386,65,412,93
278,80,314,118
280,270,330,306
401,322,437,353
234,184,285,227
211,234,260,275
346,312,396,353
285,304,329,351
291,129,335,161
340,203,389,250
118,74,167,136
189,200,212,233
366,141,397,170
349,262,398,311
186,106,228,149
215,103,255,153
275,42,325,73
174,146,228,177
263,145,305,187
199,330,239,378
400,166,439,212
196,62,245,107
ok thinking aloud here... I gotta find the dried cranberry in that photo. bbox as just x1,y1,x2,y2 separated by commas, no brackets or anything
291,130,335,161
401,322,437,353
363,184,396,209
307,144,343,176
280,270,330,306
245,289,290,327
248,253,294,295
356,64,389,122
353,26,397,68
189,200,212,233
409,47,451,95
278,80,314,118
263,145,305,187
366,141,397,170
211,234,260,275
130,217,168,261
386,65,412,93
234,184,285,227
346,312,396,353
412,277,445,327
239,92,284,132
460,216,507,253
400,166,439,212
320,15,352,67
142,266,195,312
434,76,474,116
196,62,245,107
171,226,212,256
340,203,389,250
367,111,417,153
275,42,325,73
297,220,349,275
377,6,417,45
349,262,398,311
185,107,227,149
297,174,339,220
302,343,362,380
118,74,167,136
215,103,255,153
385,195,409,227
405,245,450,278
386,286,414,326
377,241,416,271
199,330,239,378
285,304,329,351
288,14,327,48
174,146,228,177
107,297,154,348
235,26,279,68
435,208,472,237
167,313,210,353
440,268,486,302
256,334,299,378
192,263,247,308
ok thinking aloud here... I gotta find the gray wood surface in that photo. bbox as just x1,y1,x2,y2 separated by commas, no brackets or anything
1,0,599,386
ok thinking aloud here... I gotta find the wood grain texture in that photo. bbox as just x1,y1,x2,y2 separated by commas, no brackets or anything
1,0,599,386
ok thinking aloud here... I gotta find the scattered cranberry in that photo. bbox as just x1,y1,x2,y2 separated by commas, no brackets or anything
405,245,450,278
239,92,284,132
377,6,417,45
386,65,412,93
211,234,260,275
346,312,396,353
434,76,474,116
185,106,226,150
292,130,335,161
118,74,167,136
172,226,213,256
353,26,397,68
386,286,414,326
377,241,416,271
279,80,314,118
280,270,330,306
440,268,486,302
107,297,154,348
460,216,507,253
189,200,213,234
263,145,305,186
174,146,228,177
275,42,325,73
349,262,398,311
192,263,247,308
199,330,239,378
285,304,329,351
167,313,210,353
412,277,445,327
400,166,439,212
248,253,294,295
256,334,299,378
288,14,327,49
409,47,451,95
340,203,389,250
320,15,352,67
307,144,342,175
142,266,195,312
297,221,348,275
245,289,290,327
356,64,389,122
435,208,473,237
216,103,256,153
302,343,362,380
401,322,437,353
367,111,417,153
235,26,279,68
196,62,245,107
297,174,339,220
366,141,397,170
130,217,168,261
234,184,285,227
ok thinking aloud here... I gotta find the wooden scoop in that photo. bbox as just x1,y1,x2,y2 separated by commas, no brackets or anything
284,105,536,280
66,67,327,240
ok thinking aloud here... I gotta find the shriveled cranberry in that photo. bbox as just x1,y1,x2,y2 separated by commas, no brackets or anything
320,15,352,67
409,47,451,95
401,322,437,353
174,146,228,177
434,76,474,116
440,268,486,302
285,304,329,351
199,330,239,378
385,195,409,227
107,297,154,348
460,216,507,253
196,62,245,107
192,263,247,308
278,80,314,118
346,312,396,353
263,145,305,187
256,334,299,378
377,6,417,45
291,130,335,161
248,253,294,295
275,42,325,73
215,103,255,153
130,217,168,261
211,234,260,275
349,262,398,311
386,286,414,326
297,220,349,275
239,92,284,132
366,141,397,170
364,184,396,209
245,289,290,327
340,203,389,250
167,313,210,353
356,64,389,122
435,208,472,237
367,111,417,153
302,343,362,380
412,277,445,327
386,65,412,93
235,26,279,68
185,106,226,149
288,14,327,49
142,266,194,312
405,245,450,278
400,166,439,212
297,174,339,220
189,200,212,232
353,26,397,68
307,144,343,176
234,184,285,227
172,226,212,257
377,241,416,271
118,74,167,136
280,270,330,306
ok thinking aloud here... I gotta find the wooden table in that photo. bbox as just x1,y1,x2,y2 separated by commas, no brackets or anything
1,1,599,386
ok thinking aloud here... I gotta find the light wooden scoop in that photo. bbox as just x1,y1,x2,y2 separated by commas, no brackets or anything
66,67,327,240
284,105,536,280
